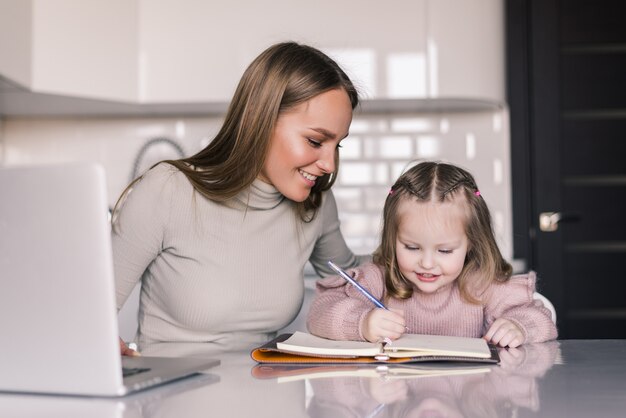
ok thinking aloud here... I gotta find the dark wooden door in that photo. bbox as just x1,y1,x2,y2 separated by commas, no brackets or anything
507,0,626,338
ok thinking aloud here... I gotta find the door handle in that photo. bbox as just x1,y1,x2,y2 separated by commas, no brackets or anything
539,212,581,232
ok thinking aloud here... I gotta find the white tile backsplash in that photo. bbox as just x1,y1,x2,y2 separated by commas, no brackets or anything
0,108,512,260
0,117,223,207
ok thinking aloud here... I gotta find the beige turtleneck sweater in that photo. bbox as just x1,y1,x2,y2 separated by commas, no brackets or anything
307,262,558,344
112,163,365,350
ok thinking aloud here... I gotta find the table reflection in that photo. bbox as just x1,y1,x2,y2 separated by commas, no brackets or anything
139,341,310,418
0,340,562,418
257,342,560,418
0,372,219,418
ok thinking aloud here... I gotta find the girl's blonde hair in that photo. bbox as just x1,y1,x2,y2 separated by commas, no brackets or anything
114,42,358,222
373,161,512,304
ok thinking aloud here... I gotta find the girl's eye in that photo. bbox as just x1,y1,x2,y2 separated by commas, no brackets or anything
307,138,322,148
439,249,453,254
404,245,419,251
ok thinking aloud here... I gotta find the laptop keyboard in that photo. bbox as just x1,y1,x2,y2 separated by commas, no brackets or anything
122,367,151,378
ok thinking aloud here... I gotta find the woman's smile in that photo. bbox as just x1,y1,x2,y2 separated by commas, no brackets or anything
298,169,318,186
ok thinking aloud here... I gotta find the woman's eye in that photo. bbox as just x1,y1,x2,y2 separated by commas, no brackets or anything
307,138,322,148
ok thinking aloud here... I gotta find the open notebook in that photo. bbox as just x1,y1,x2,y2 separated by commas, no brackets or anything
251,332,500,364
0,163,219,396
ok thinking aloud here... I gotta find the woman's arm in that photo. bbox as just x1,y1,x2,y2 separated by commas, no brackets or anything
308,190,371,277
111,164,174,310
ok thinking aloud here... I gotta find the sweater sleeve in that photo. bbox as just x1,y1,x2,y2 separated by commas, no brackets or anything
306,263,385,341
484,272,558,343
111,164,176,310
308,190,371,277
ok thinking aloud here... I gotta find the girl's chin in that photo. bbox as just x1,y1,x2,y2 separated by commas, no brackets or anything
416,286,439,294
412,281,443,293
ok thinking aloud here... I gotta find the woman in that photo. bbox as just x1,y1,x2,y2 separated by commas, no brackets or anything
113,42,368,353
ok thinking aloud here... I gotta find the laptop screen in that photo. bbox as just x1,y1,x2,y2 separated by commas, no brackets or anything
0,163,124,394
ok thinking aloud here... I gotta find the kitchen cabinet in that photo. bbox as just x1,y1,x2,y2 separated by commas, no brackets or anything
0,0,504,115
138,0,429,103
0,0,31,89
140,0,503,104
427,0,504,101
0,0,138,102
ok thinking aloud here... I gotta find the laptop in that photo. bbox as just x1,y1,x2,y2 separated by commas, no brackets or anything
0,163,220,396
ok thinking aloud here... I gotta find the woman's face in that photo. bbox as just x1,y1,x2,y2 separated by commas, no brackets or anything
258,88,353,202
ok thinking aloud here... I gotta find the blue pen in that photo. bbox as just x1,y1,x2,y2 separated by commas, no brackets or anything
327,260,388,310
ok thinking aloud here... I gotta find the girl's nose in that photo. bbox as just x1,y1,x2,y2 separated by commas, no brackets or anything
419,252,434,269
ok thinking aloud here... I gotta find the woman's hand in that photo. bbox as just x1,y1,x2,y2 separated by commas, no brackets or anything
119,337,140,356
484,318,524,348
362,308,406,343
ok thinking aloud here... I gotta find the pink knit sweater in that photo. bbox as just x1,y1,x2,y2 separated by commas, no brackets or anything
306,262,557,344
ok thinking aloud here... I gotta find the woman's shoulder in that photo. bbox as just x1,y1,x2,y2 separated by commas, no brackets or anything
141,162,185,181
319,189,338,212
114,163,190,220
136,162,192,193
309,189,340,230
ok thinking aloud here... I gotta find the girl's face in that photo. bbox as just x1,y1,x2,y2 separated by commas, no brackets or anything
258,88,353,202
395,197,469,294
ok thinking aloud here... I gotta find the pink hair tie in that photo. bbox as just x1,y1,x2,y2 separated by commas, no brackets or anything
389,188,395,195
474,190,481,197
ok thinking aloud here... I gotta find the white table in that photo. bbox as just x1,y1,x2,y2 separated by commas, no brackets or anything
1,339,625,417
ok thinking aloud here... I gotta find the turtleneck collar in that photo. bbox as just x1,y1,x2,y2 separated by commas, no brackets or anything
233,178,285,210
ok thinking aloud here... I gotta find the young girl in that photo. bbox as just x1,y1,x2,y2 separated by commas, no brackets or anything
307,161,557,348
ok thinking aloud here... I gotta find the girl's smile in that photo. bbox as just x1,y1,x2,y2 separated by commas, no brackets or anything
416,273,440,282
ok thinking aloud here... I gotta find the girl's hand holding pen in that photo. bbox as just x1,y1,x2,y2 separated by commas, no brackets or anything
326,261,408,343
362,308,407,343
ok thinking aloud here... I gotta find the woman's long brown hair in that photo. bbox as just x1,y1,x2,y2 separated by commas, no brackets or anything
114,42,359,223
